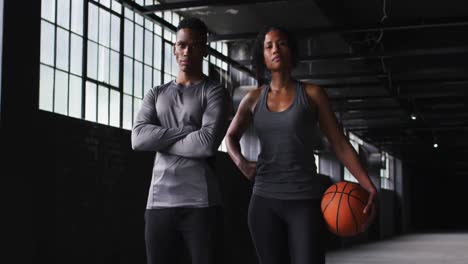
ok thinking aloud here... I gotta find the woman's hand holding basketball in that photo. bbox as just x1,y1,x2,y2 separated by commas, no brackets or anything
361,187,378,232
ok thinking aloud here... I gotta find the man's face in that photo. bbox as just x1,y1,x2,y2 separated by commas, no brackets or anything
174,28,207,73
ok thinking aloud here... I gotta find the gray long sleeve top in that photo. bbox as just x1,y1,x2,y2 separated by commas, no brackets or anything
131,77,229,208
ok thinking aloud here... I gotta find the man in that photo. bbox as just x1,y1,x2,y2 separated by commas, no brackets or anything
131,17,229,264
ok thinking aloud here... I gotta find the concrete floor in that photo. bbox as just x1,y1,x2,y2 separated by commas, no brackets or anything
326,233,468,264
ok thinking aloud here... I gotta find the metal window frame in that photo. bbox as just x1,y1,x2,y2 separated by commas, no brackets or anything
39,0,234,130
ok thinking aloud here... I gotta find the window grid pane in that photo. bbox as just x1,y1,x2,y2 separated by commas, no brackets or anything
110,51,119,87
123,94,133,129
39,64,54,112
88,3,98,42
87,41,98,79
163,28,171,41
124,19,134,57
70,33,83,76
144,65,152,96
164,42,171,75
57,0,70,29
171,50,177,75
100,0,110,8
154,23,162,36
145,18,153,31
172,13,180,26
69,75,82,118
163,11,171,24
54,69,69,115
110,89,120,127
85,81,97,122
99,8,110,48
56,28,70,71
135,25,144,61
98,86,109,125
153,69,161,87
153,35,162,69
71,0,83,35
135,12,144,26
111,1,122,14
123,56,133,94
110,14,120,51
98,46,110,83
40,20,55,66
133,97,142,123
134,61,143,98
144,30,153,66
124,7,133,20
41,0,56,23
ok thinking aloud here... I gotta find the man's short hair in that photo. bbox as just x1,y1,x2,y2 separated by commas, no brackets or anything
177,17,208,43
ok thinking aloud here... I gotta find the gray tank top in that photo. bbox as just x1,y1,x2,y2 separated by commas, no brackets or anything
252,81,324,200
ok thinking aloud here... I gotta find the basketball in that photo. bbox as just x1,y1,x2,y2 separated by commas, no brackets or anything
321,181,372,237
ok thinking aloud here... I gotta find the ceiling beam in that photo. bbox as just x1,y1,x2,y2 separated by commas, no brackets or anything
340,112,405,120
209,19,468,41
299,46,468,62
142,0,286,13
237,46,468,64
398,77,468,87
296,70,468,82
295,71,387,80
333,105,401,111
413,96,468,104
400,90,468,99
342,112,468,121
331,95,393,102
321,81,382,89
348,124,468,132
306,77,468,91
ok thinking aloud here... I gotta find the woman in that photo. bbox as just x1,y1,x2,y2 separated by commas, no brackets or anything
225,26,378,264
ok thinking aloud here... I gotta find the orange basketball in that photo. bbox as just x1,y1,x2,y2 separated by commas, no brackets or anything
321,181,371,237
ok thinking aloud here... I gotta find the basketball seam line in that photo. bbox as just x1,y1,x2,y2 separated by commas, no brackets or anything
335,182,348,235
348,188,361,235
321,185,337,215
323,191,367,205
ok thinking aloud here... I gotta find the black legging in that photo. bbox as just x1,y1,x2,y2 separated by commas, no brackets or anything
248,195,326,264
144,206,222,264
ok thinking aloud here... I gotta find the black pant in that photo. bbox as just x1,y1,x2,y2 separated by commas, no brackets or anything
144,206,222,264
248,195,325,264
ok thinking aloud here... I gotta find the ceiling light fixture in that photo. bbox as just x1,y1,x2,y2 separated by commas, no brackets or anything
433,135,438,149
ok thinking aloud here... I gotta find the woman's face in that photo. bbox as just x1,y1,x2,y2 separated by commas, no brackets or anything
263,30,292,72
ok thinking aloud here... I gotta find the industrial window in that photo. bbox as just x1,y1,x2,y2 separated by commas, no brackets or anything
85,1,121,126
39,0,230,131
39,0,85,118
380,151,394,190
122,1,164,129
314,153,320,174
343,132,362,183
